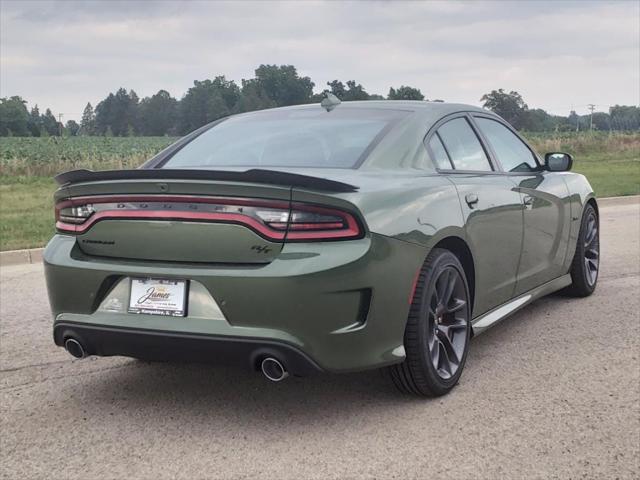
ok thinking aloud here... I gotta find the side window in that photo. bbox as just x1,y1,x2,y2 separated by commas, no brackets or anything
428,134,453,169
437,118,492,171
475,117,538,172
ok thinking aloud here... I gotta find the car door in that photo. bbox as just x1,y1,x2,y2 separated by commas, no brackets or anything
471,115,572,295
426,114,524,317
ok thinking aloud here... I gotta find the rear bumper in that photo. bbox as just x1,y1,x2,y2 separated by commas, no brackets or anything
54,321,322,376
44,233,427,372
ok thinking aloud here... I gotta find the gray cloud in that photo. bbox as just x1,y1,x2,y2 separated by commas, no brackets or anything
1,0,638,120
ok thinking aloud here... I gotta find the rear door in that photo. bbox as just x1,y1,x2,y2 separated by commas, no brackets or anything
471,115,571,295
427,114,524,317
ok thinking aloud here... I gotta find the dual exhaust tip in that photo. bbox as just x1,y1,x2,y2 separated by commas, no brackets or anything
260,357,289,382
64,338,289,382
64,338,87,359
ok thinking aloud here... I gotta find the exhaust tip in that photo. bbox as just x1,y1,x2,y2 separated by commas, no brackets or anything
64,338,87,359
261,357,289,382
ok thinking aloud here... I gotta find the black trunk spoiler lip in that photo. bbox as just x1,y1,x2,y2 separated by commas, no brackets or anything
54,168,359,193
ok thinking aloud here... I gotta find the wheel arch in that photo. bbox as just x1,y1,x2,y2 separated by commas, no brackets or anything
586,196,599,217
431,235,476,317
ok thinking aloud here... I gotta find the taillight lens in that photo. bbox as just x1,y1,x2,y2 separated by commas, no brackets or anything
57,204,95,224
55,196,363,241
282,204,361,240
256,209,348,231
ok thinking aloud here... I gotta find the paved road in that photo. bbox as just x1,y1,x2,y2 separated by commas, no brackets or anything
1,201,639,480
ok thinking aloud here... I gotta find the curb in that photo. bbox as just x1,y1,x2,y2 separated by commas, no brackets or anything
1,195,638,267
597,195,639,207
0,248,44,267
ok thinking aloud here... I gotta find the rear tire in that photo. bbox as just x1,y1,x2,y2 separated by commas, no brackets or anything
389,248,471,397
564,203,599,297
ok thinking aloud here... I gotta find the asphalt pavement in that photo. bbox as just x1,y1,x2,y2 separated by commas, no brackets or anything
1,200,638,479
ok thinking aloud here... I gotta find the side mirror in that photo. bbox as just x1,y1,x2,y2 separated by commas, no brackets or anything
545,152,573,172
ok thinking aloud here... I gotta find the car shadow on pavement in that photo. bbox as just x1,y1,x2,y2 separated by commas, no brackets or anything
66,292,576,427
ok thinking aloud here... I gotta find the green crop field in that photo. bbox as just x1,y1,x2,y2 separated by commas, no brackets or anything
0,133,638,251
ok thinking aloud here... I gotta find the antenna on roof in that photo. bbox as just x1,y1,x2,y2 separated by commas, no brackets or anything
321,92,341,112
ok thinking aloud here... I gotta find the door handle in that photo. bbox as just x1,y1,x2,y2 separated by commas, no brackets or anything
465,193,479,208
523,195,534,208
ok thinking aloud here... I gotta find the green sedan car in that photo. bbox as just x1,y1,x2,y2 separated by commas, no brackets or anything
44,100,599,396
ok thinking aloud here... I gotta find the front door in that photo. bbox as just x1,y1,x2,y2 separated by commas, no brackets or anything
471,115,571,295
509,173,571,294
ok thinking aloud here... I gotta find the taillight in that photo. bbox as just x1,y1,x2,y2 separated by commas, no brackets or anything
57,204,95,224
282,204,362,240
55,195,363,241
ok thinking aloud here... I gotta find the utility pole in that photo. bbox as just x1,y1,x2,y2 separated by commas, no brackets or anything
57,113,64,136
587,104,596,131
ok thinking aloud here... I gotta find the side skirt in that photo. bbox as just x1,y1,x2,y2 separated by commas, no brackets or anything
471,274,572,335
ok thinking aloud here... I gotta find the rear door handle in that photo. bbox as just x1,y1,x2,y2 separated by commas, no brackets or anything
523,195,534,208
465,193,479,208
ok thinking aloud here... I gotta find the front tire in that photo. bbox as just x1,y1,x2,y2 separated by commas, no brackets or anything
564,203,599,297
389,248,471,397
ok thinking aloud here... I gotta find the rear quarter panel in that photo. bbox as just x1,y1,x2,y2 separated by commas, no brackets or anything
293,173,466,321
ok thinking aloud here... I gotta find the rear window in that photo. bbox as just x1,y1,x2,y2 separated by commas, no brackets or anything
436,117,492,171
161,108,407,169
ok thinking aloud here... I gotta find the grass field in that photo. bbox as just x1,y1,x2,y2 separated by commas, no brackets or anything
0,133,638,251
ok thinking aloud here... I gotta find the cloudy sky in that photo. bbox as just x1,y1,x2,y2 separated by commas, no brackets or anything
1,0,638,121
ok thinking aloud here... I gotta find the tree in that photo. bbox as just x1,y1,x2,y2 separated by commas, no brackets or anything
609,105,640,131
94,94,115,135
95,88,140,136
591,112,611,131
65,120,80,136
567,110,580,132
178,77,241,134
80,102,96,135
42,108,60,136
326,80,370,101
388,85,424,101
0,96,30,136
253,64,314,106
236,78,277,112
138,90,178,135
480,89,528,129
27,105,42,137
521,108,556,132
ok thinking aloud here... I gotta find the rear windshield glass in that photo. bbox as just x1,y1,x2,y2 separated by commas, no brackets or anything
161,108,407,169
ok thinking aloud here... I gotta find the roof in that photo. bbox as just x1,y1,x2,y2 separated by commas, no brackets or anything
272,100,489,115
324,100,487,113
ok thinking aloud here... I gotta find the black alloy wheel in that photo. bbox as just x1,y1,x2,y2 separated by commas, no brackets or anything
583,210,599,287
427,266,469,380
389,248,471,397
565,203,600,297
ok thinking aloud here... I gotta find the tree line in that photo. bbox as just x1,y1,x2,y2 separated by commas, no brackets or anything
479,89,640,132
1,64,638,137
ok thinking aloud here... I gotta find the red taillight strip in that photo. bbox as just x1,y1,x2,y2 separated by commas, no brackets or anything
55,195,364,242
56,210,287,240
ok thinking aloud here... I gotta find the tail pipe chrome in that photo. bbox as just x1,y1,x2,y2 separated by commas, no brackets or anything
64,338,87,359
261,357,289,382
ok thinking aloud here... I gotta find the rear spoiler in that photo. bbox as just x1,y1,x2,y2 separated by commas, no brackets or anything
54,168,359,193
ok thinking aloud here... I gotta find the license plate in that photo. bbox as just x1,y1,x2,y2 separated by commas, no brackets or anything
128,278,187,317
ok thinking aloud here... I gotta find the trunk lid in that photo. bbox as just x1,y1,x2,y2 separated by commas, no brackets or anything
54,169,359,264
